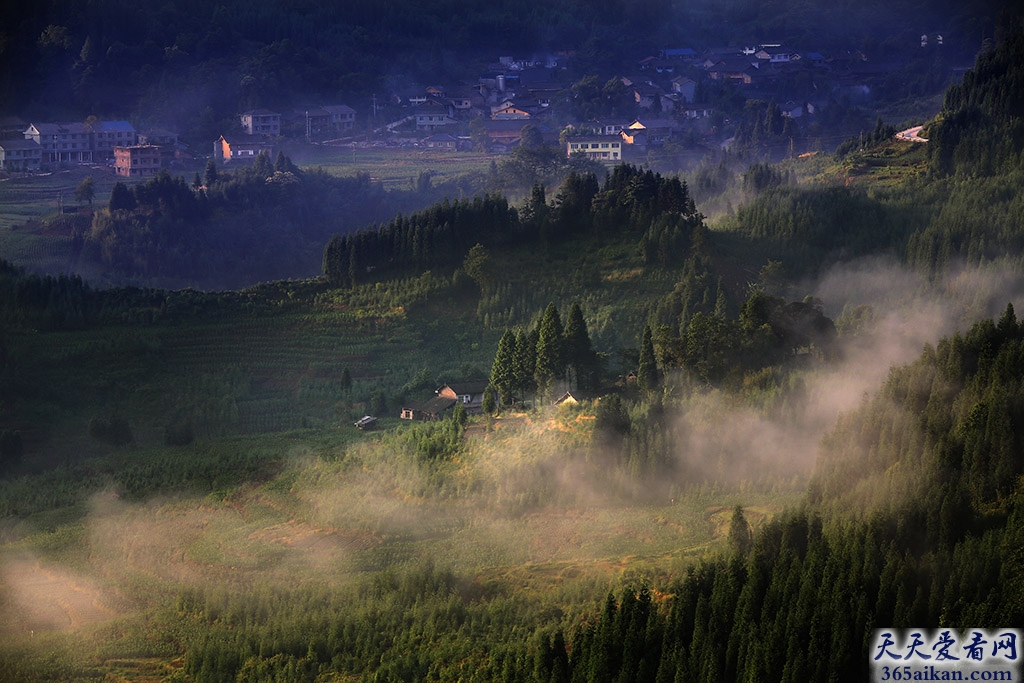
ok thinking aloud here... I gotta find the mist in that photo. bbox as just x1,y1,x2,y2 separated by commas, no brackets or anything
663,257,1024,485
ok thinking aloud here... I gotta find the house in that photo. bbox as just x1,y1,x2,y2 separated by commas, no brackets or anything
754,45,798,64
322,105,356,133
624,119,679,146
670,76,697,103
414,99,455,131
479,120,527,148
588,120,630,136
301,107,333,138
700,47,744,68
214,134,274,163
423,133,458,150
0,139,42,171
138,128,181,164
522,82,562,108
113,144,162,177
707,58,758,84
567,136,622,162
436,381,489,414
446,88,477,112
632,82,665,109
239,109,281,136
491,102,531,120
400,396,457,421
400,381,488,420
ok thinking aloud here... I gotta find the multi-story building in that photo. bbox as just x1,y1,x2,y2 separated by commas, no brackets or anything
239,109,281,136
322,105,355,133
93,121,137,159
0,139,42,171
22,120,137,164
24,122,91,163
113,144,161,177
566,137,621,161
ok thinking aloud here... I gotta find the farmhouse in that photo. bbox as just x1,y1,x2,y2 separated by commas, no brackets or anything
400,396,457,421
437,381,489,413
400,381,489,420
423,133,458,149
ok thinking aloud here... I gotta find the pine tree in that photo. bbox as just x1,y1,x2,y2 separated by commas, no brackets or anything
490,329,517,406
563,302,598,391
637,325,661,392
204,158,219,186
728,505,753,555
513,328,536,404
534,303,566,399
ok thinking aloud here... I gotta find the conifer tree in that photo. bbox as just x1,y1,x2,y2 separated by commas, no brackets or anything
490,328,517,406
513,328,535,404
563,302,598,391
728,505,753,555
637,325,660,392
534,303,566,399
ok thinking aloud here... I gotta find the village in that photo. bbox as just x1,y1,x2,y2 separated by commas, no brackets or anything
0,38,942,175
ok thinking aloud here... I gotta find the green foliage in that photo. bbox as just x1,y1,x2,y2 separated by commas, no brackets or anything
834,117,898,157
637,325,660,392
87,414,133,446
534,302,566,398
928,26,1024,177
490,328,518,406
323,194,519,287
727,505,753,555
73,175,94,206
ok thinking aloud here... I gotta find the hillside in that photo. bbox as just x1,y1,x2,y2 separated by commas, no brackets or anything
1,18,1024,683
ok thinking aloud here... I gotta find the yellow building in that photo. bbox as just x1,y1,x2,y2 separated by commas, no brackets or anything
566,137,621,161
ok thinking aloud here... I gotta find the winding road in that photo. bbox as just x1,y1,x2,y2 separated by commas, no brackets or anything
895,125,928,142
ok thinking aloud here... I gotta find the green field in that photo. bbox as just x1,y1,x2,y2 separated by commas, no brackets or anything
278,141,502,191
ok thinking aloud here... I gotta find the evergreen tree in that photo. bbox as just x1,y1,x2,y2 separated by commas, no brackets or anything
253,150,273,178
637,325,661,392
490,328,517,406
728,505,753,555
534,303,566,399
108,181,136,212
204,158,219,186
513,328,536,404
563,302,598,391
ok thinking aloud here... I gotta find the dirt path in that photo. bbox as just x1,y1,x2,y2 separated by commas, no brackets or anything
2,557,117,633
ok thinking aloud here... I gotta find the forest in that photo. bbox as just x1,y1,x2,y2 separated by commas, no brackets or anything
1,7,1024,683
